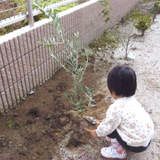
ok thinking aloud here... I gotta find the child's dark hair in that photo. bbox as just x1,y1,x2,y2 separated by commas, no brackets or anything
107,65,137,97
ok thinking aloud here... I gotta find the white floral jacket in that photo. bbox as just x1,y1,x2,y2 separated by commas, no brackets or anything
96,96,154,147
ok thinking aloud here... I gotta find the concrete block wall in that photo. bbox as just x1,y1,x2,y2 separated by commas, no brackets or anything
0,0,143,112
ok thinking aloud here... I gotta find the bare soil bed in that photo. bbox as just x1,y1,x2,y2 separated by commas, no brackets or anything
0,1,160,160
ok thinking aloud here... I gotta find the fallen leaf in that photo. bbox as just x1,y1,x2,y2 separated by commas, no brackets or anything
55,132,59,136
35,117,39,121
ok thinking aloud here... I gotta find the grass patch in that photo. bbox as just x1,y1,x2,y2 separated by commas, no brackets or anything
0,1,78,36
89,29,119,51
125,9,152,22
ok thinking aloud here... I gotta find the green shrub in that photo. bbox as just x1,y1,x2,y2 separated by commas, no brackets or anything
133,16,151,36
152,1,160,21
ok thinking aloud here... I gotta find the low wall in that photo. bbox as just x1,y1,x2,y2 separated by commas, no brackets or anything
0,0,142,112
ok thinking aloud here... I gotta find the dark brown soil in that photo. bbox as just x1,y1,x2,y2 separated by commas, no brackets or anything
0,54,113,160
0,1,158,160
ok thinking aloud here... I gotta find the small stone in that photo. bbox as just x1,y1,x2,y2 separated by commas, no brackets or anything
29,90,35,95
148,109,153,114
59,116,70,127
22,97,26,101
19,150,27,156
44,114,51,120
26,119,34,124
13,113,18,117
81,154,89,160
37,150,43,155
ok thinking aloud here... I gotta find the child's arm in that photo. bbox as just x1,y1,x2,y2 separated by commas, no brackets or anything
93,104,121,137
97,119,105,125
91,129,98,138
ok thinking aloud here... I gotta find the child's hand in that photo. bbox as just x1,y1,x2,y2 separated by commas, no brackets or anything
91,129,98,138
97,119,105,125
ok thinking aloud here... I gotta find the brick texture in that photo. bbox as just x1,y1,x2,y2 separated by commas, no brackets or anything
0,0,144,111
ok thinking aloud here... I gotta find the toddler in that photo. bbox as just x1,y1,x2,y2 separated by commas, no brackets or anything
91,65,154,159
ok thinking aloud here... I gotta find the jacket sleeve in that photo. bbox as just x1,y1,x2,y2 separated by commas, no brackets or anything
96,104,121,137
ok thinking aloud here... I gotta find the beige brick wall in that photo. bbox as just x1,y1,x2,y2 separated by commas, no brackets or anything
0,0,143,111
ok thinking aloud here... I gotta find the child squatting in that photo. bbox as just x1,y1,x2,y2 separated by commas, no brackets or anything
91,65,154,159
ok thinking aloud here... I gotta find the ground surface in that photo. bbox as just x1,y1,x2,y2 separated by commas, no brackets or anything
0,1,160,160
